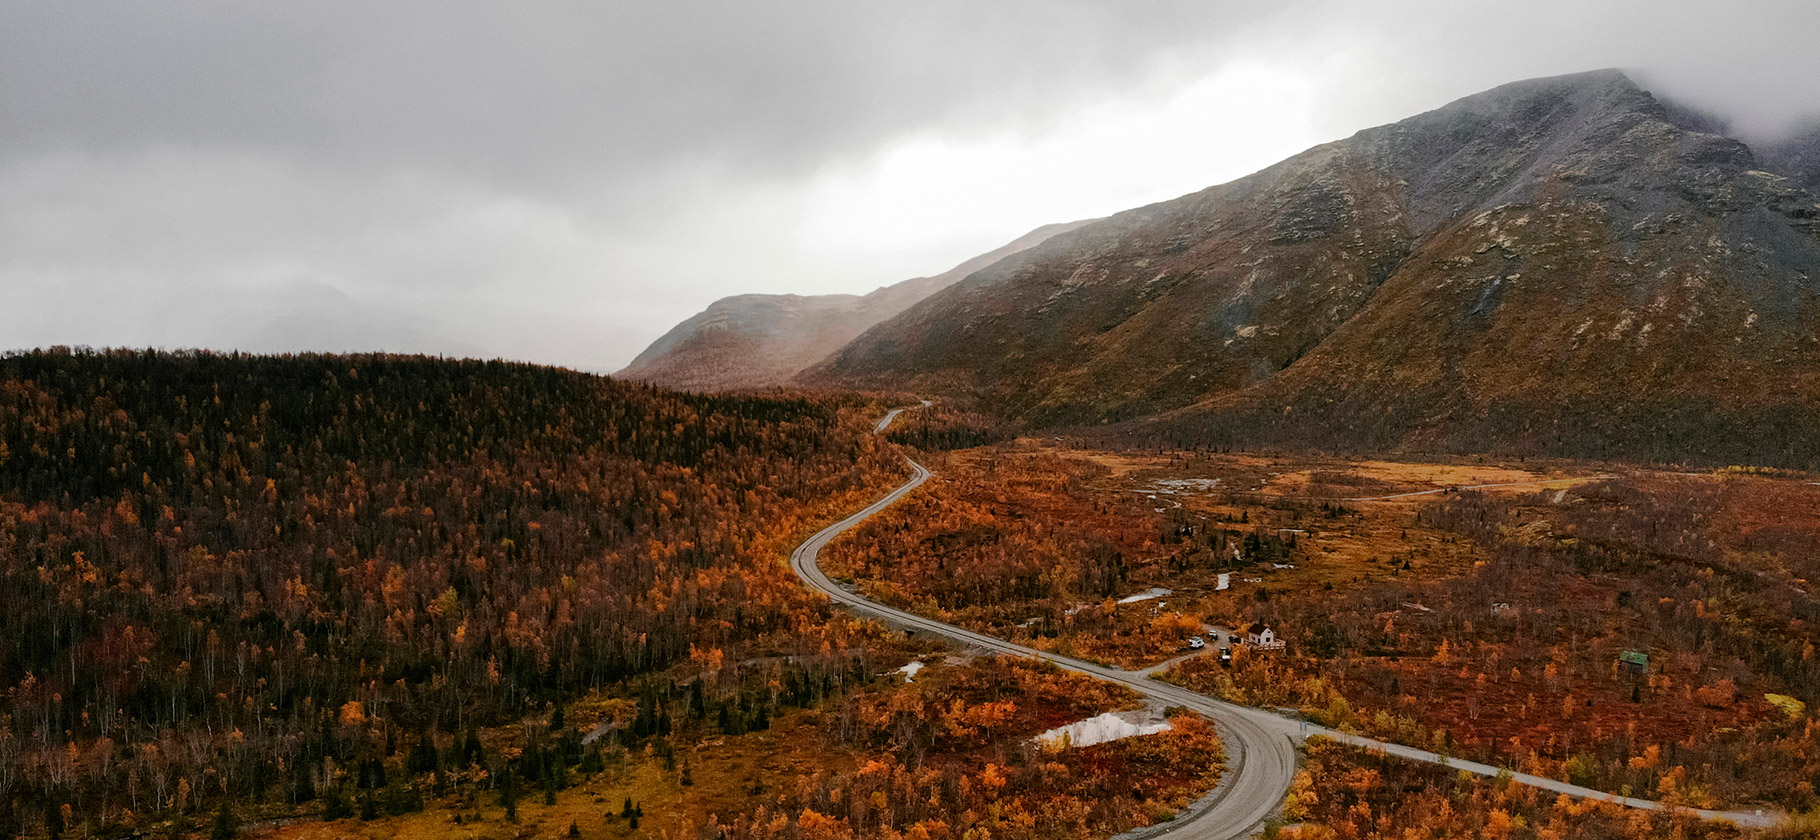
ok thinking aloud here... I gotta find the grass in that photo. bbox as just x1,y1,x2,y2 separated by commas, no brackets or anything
263,712,841,840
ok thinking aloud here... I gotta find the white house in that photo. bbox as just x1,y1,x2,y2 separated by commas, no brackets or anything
1245,622,1285,651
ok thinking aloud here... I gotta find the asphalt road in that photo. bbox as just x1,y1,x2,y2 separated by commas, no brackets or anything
788,405,1782,836
795,412,1297,840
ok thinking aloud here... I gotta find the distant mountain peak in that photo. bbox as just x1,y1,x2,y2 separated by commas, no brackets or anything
616,219,1092,390
802,70,1820,466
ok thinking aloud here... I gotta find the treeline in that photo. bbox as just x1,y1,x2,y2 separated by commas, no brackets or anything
1126,393,1820,472
0,349,900,835
881,404,1013,452
273,650,888,833
821,450,1158,614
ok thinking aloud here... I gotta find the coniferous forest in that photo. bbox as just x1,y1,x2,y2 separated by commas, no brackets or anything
0,349,902,835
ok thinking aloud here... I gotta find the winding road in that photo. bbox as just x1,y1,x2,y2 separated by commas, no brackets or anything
788,405,1781,836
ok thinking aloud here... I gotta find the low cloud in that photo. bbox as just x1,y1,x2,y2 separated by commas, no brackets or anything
4,1,1816,370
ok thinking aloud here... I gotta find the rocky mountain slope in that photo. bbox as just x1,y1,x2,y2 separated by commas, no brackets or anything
617,220,1088,390
1759,121,1820,192
805,70,1820,465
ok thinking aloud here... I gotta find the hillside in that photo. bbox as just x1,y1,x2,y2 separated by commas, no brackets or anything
0,350,1242,840
806,70,1820,466
617,220,1088,390
0,349,902,834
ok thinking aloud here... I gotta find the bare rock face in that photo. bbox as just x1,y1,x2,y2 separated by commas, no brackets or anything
807,70,1820,465
616,220,1090,391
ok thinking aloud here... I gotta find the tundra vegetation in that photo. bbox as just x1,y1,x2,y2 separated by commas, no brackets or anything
1274,737,1820,840
827,432,1820,826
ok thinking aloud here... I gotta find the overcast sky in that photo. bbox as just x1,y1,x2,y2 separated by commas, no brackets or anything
5,1,1818,371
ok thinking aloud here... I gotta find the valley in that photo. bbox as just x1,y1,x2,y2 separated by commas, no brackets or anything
10,52,1820,840
5,353,1817,839
0,352,1234,840
818,409,1820,835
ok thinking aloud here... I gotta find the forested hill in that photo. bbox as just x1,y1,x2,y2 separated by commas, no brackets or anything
0,350,859,502
0,349,899,835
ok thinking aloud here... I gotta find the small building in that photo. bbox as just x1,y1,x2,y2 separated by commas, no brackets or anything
1618,650,1649,677
1246,622,1285,651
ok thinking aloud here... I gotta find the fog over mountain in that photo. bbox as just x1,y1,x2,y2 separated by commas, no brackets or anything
4,2,1818,370
618,220,1090,390
809,69,1820,467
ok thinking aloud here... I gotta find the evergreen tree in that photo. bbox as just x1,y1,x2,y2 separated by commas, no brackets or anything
322,786,354,821
462,729,483,766
292,763,317,803
407,729,440,774
500,763,520,823
578,744,604,776
210,801,239,840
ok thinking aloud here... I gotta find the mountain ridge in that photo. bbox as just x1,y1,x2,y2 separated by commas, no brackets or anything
616,220,1090,391
804,69,1820,465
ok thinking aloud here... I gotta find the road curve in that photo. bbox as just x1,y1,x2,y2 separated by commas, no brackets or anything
790,406,1781,836
793,409,1296,840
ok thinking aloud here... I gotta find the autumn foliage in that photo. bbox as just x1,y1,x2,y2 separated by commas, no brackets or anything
0,349,901,835
818,448,1243,666
1176,475,1820,812
718,656,1224,840
1283,737,1761,840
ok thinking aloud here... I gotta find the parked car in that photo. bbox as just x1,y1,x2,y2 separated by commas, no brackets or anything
1187,635,1206,650
1219,647,1232,666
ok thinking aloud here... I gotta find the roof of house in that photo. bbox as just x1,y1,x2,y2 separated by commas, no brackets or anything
1247,622,1269,635
1618,650,1649,665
